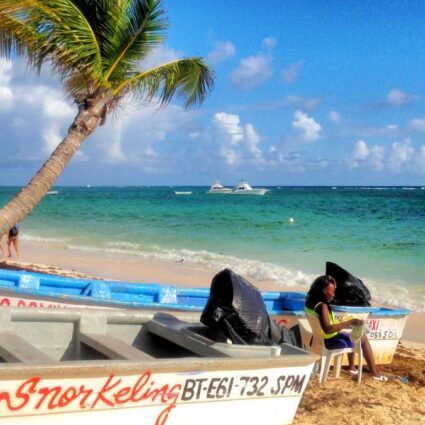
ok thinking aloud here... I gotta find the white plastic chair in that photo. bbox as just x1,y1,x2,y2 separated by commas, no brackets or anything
305,312,363,384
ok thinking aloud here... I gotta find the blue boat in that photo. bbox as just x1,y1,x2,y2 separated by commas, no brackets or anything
0,268,308,313
0,268,410,364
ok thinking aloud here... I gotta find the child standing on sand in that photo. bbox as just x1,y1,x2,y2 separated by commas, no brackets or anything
7,224,20,258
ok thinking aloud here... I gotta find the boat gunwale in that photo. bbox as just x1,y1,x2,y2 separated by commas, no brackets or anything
0,306,318,379
0,351,318,379
0,286,411,316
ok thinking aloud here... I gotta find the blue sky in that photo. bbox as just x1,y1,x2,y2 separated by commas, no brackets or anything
1,0,425,186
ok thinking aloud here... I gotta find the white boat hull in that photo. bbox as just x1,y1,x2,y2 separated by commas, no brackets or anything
0,291,111,309
0,364,313,425
275,313,409,365
0,307,316,425
230,189,268,195
207,188,233,194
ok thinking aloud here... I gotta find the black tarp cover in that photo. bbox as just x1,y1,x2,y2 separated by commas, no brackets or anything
200,268,273,345
326,261,372,306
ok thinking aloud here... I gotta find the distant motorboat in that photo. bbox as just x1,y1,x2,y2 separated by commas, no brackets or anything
46,190,59,196
230,181,269,196
207,180,232,194
174,191,192,195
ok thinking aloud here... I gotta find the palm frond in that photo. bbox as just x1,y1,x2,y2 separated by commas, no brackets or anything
0,11,38,57
0,0,104,87
1,0,214,110
114,58,214,108
103,0,166,82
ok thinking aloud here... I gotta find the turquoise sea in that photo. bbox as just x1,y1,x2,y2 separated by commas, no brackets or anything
1,186,424,313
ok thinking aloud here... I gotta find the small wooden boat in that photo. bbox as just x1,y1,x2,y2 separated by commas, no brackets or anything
173,191,192,195
0,269,410,364
0,307,316,424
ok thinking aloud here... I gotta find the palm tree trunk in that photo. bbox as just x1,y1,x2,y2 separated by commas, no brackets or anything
0,92,112,235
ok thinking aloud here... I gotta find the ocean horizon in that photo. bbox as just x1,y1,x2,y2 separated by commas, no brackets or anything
1,185,424,313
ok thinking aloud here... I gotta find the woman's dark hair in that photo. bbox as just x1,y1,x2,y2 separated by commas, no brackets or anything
305,275,332,310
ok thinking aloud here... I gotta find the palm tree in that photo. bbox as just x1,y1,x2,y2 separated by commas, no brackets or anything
0,0,213,235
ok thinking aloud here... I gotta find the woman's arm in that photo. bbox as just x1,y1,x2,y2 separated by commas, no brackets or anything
318,303,362,334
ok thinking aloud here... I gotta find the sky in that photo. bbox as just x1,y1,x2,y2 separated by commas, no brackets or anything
1,0,425,186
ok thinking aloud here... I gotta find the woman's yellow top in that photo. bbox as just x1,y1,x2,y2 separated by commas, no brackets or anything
305,302,338,339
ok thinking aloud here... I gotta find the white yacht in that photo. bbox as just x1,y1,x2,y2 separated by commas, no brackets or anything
231,181,269,195
207,180,232,194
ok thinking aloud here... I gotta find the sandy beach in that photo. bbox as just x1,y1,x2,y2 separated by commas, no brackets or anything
1,241,424,424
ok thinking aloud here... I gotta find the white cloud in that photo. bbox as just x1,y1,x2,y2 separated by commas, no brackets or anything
348,139,423,173
141,45,182,70
207,41,236,64
282,95,321,111
385,89,418,106
292,110,322,142
93,101,196,165
229,54,273,90
386,124,398,132
144,147,156,158
0,59,14,109
352,140,370,161
388,139,414,171
245,123,262,159
0,59,201,170
350,140,386,170
0,66,77,162
329,110,341,123
369,145,386,171
0,86,13,108
43,98,75,120
416,146,425,174
42,125,62,155
214,112,244,145
219,147,238,166
103,122,127,163
409,117,425,132
357,123,399,138
0,59,12,85
281,61,304,83
262,37,277,49
213,112,264,165
19,85,50,106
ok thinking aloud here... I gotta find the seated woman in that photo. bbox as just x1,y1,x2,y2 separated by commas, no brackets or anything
305,275,387,382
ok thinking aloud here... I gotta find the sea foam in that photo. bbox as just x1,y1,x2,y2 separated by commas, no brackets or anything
21,233,424,313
